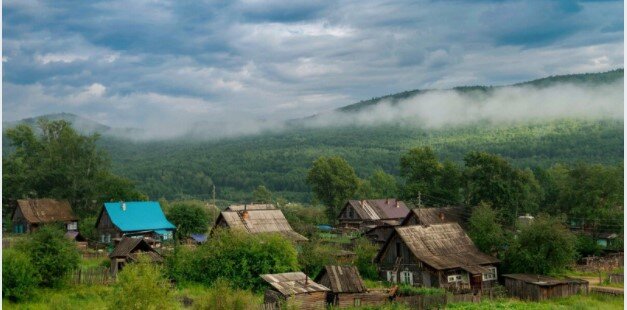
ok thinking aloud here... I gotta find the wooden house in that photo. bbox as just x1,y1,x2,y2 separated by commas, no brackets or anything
109,237,164,276
374,223,499,294
261,272,330,310
401,206,466,226
212,208,308,243
338,199,410,230
503,274,588,301
315,265,392,308
65,231,88,250
226,203,276,211
11,199,78,233
95,201,175,244
363,223,398,248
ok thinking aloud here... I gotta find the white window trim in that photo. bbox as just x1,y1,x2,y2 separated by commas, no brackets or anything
387,271,397,283
400,271,413,285
448,274,463,283
482,267,498,281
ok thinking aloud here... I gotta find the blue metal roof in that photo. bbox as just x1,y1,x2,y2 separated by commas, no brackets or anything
104,201,175,232
190,233,207,243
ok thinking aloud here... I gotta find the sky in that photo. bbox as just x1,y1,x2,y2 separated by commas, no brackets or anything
2,0,624,131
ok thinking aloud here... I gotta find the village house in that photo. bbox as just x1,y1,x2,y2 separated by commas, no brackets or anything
261,272,330,310
374,223,499,294
11,199,79,233
315,265,392,308
363,223,397,248
226,203,276,211
338,199,410,230
95,201,176,244
502,274,588,301
109,236,164,276
212,206,308,242
401,206,466,226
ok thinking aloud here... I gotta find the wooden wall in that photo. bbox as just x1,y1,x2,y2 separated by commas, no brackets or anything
504,278,589,301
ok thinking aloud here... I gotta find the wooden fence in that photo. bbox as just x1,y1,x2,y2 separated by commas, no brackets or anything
70,266,111,285
395,294,447,309
608,274,624,284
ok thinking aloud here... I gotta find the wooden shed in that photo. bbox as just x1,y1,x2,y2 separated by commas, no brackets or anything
261,272,330,310
315,265,392,308
212,208,308,243
109,237,164,276
503,274,588,301
11,199,78,233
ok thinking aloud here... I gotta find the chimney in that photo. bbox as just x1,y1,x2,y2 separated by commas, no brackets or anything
386,198,389,204
121,201,126,211
396,202,400,208
439,212,445,221
242,210,249,221
305,275,308,286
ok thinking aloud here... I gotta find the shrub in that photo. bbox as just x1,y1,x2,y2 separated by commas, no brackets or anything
298,240,339,278
109,259,177,310
353,237,379,280
166,201,211,240
15,225,80,287
192,279,261,310
167,229,299,291
2,249,40,301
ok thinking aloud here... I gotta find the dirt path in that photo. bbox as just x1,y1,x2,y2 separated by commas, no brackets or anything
580,276,624,295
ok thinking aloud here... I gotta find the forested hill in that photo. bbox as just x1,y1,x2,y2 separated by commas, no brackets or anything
332,69,623,114
5,69,624,203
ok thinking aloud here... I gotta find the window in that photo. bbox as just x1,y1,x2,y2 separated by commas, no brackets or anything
448,275,462,283
482,267,498,281
106,234,111,243
101,234,106,243
354,298,361,306
348,207,354,218
386,271,397,283
67,222,78,231
400,271,413,284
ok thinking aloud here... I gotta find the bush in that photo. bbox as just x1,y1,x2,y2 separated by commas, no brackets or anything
166,201,212,240
167,229,299,291
353,237,379,280
397,285,445,296
109,259,177,310
192,279,261,310
2,249,40,301
298,240,340,278
15,225,80,287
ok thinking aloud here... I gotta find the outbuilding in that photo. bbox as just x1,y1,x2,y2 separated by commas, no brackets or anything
502,274,588,301
261,272,330,310
315,265,392,308
109,237,164,276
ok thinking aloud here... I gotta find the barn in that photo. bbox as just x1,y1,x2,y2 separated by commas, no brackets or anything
338,199,410,230
11,199,78,233
374,223,499,294
315,265,392,308
212,207,308,243
95,201,176,244
261,272,330,310
503,274,589,301
109,236,164,276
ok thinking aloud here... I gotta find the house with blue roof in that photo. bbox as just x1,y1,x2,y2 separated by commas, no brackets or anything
95,201,176,243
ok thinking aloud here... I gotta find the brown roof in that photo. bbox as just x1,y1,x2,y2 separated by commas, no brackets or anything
345,199,410,221
226,204,276,211
216,209,308,242
15,199,78,224
503,274,588,286
318,265,367,293
377,223,499,271
261,272,330,296
109,237,163,262
403,206,465,226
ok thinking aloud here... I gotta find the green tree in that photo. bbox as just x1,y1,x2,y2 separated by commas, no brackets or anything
167,229,299,291
15,225,80,287
306,156,359,221
463,152,542,224
166,201,211,240
504,214,576,275
2,249,40,301
252,185,273,204
78,216,98,241
3,120,144,217
109,259,176,310
400,147,462,205
357,169,398,199
298,240,339,278
468,203,504,254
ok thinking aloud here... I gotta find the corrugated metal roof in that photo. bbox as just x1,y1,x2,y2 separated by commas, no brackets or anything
104,201,175,232
346,199,410,220
216,209,308,242
16,199,78,224
503,274,589,286
405,206,465,226
261,272,330,296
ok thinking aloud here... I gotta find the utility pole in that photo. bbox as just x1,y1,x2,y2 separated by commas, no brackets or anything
417,192,422,208
212,185,216,207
